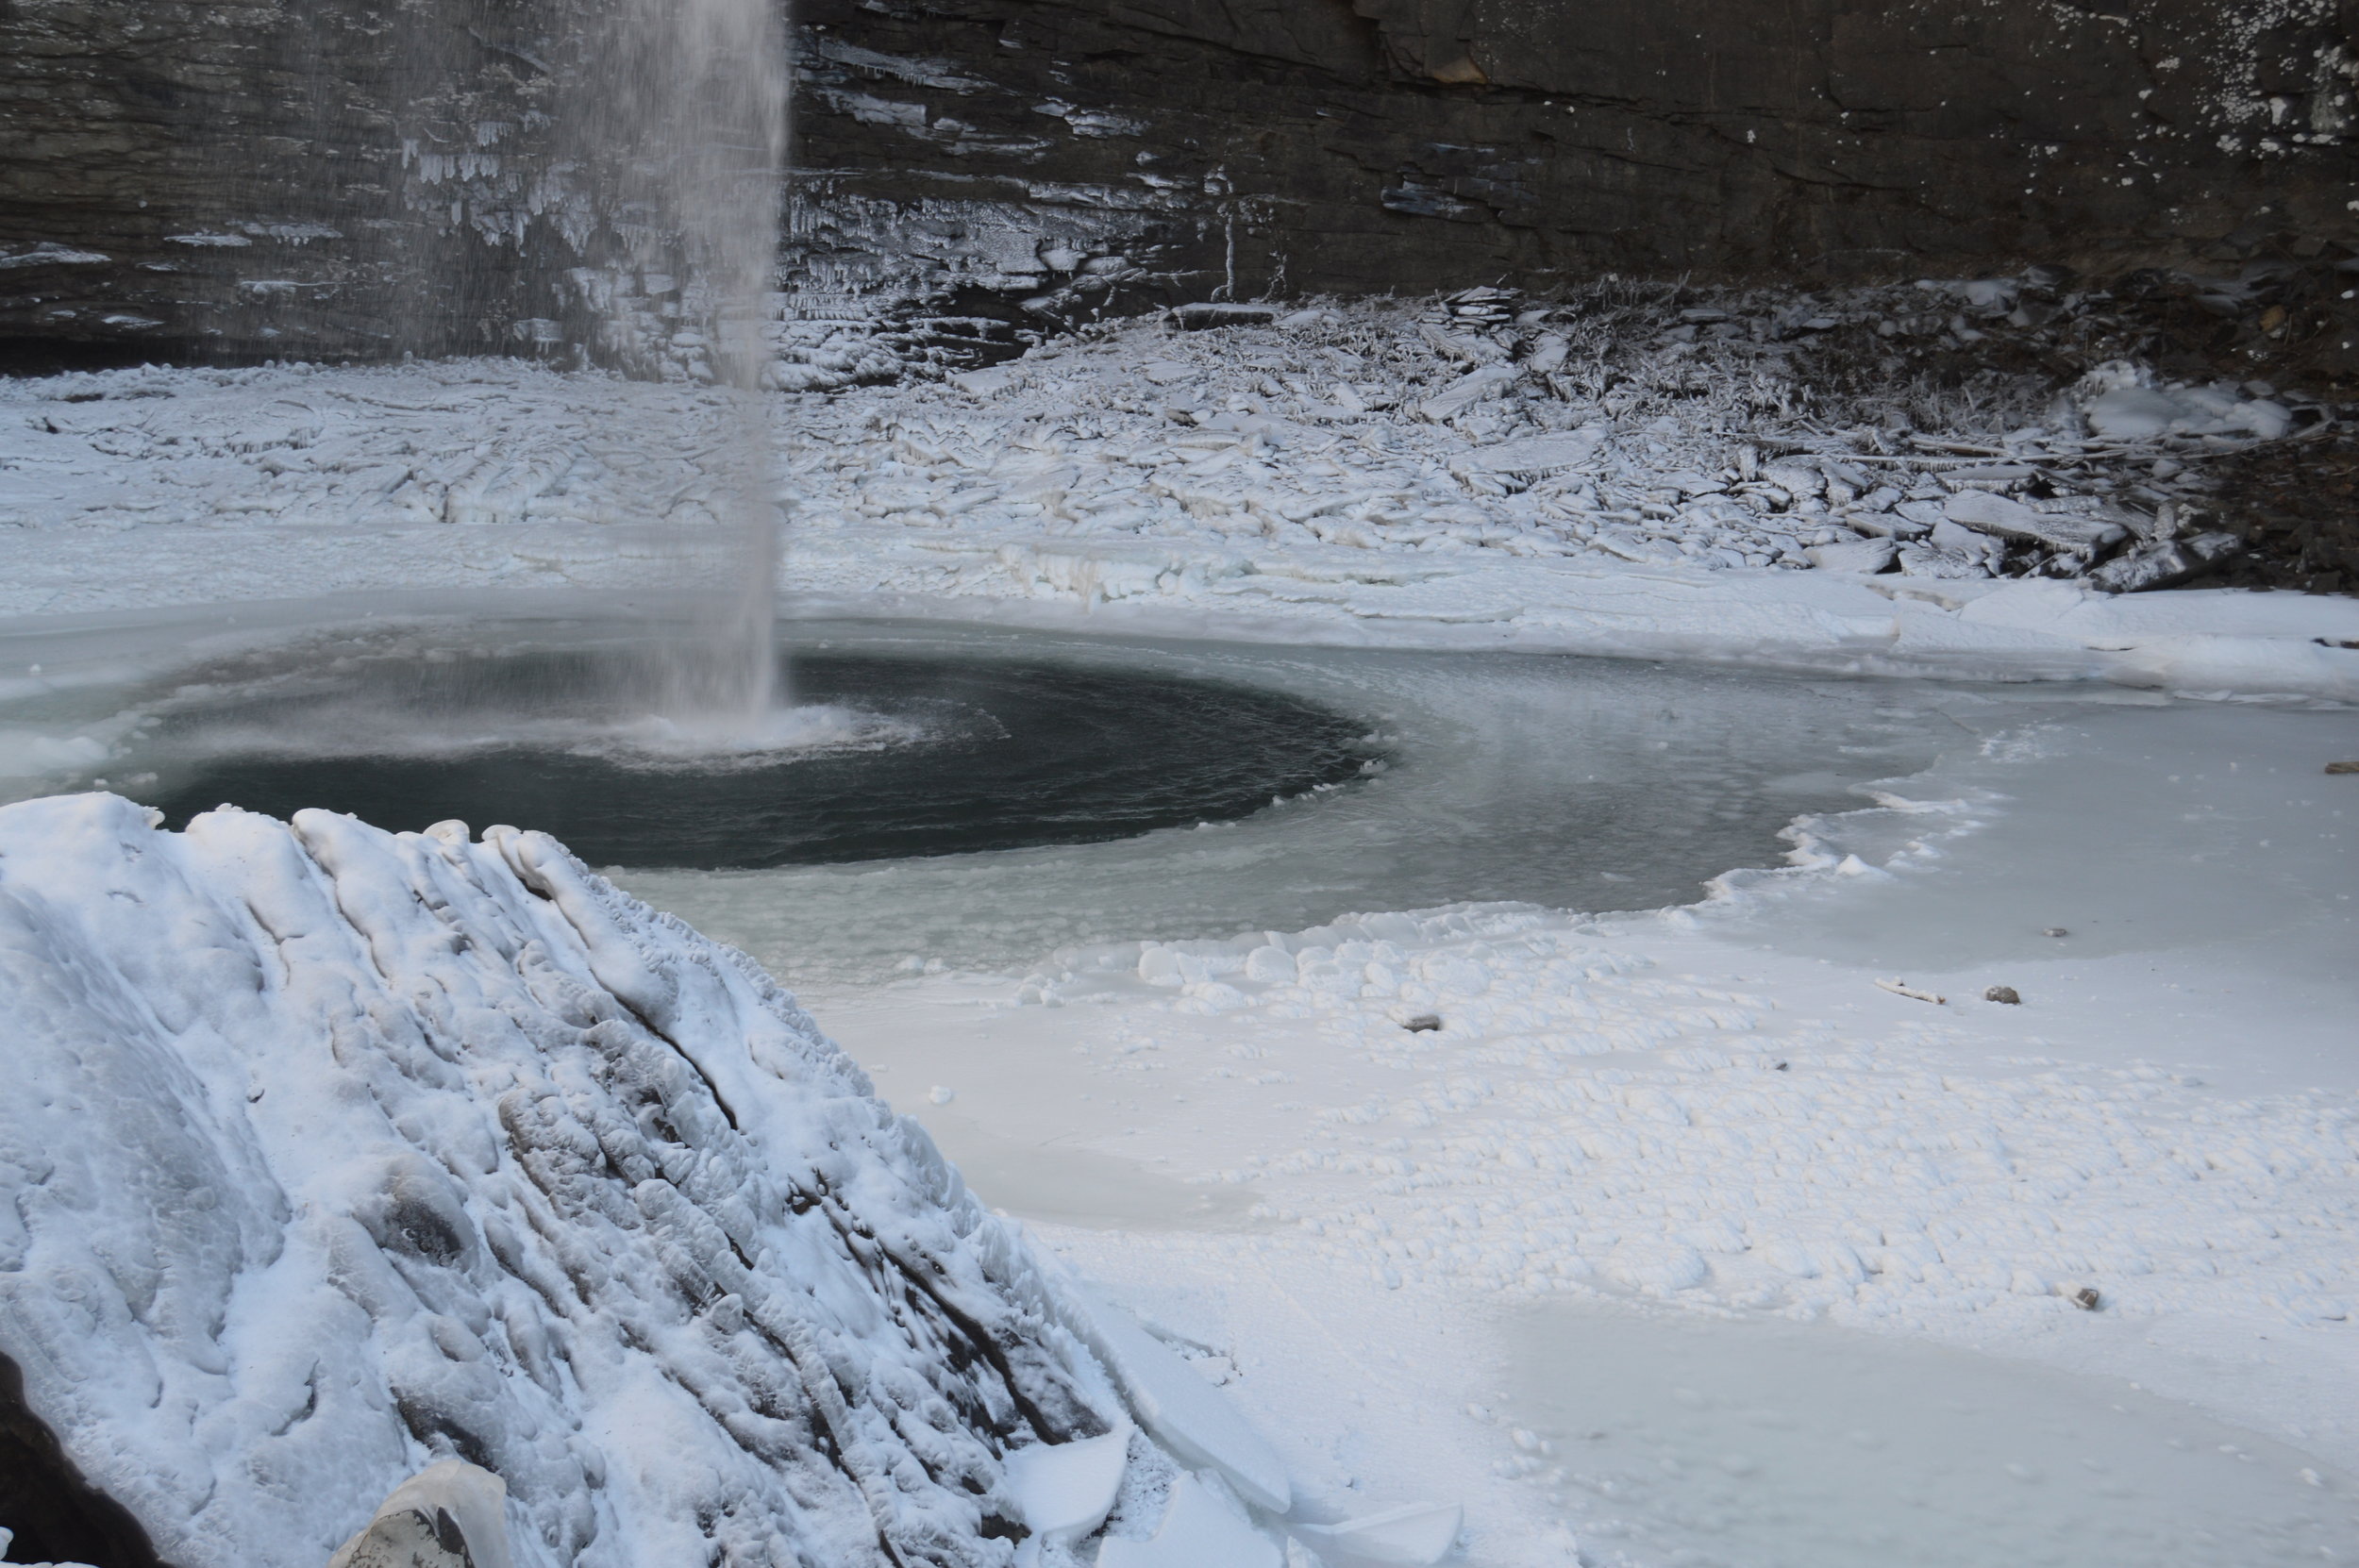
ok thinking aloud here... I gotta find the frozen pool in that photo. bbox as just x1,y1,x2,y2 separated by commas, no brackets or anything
1496,1304,2359,1568
615,620,2010,983
0,607,2006,982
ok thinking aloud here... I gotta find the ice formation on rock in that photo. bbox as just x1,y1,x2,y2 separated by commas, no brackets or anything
0,794,1250,1568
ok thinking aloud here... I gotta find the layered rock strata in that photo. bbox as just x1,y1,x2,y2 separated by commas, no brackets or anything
3,1,2357,362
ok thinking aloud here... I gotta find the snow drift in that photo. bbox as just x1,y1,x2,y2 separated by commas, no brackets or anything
0,794,1265,1568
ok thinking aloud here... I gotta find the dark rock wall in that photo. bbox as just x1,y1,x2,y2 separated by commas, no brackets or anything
5,0,2356,360
793,0,2359,309
1,1350,168,1568
0,0,581,361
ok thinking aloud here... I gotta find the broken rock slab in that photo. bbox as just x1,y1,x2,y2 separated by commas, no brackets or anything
1807,537,1898,574
326,1462,511,1568
2087,530,2242,592
1942,491,2126,558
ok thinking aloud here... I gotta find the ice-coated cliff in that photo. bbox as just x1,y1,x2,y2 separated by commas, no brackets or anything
0,794,1243,1568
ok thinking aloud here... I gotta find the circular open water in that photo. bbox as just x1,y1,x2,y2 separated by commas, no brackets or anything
0,612,2007,980
125,643,1380,869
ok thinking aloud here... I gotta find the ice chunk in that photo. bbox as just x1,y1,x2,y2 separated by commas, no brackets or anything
950,367,1016,397
1292,1502,1464,1566
1004,1421,1133,1546
1416,364,1518,423
1097,1475,1280,1568
1065,1287,1293,1511
2084,383,2293,442
327,1462,512,1568
2083,387,2187,440
1465,425,1605,475
1806,538,1896,574
2087,531,2241,592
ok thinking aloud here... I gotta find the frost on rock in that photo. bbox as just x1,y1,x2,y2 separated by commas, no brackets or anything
0,793,1192,1568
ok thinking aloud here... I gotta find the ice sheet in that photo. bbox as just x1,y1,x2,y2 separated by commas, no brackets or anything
1498,1304,2359,1567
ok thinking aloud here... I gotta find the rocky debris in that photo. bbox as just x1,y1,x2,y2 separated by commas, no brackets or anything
2327,760,2359,775
1984,986,2023,1006
819,272,2350,592
2202,431,2359,593
2072,1287,2103,1311
22,271,2354,599
1176,305,1281,331
1875,979,1945,1005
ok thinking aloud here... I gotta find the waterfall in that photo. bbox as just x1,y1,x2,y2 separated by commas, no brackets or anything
557,0,789,720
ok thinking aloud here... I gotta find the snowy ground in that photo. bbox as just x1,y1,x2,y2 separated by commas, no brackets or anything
775,681,2359,1567
6,298,2359,697
5,299,2359,1565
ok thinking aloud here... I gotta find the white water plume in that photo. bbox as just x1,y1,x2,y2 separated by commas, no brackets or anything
555,0,790,718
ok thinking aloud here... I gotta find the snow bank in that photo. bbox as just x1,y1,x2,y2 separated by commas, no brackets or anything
0,794,1286,1568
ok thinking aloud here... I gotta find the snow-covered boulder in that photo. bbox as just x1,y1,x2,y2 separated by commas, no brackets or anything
0,795,1224,1568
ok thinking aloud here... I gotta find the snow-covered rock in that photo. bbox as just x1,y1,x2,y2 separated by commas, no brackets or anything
326,1462,511,1568
2082,382,2292,442
1940,491,2125,558
0,794,1213,1568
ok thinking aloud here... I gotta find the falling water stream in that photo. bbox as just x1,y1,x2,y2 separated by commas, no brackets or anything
552,0,788,717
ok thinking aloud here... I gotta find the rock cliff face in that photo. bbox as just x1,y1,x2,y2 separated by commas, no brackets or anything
3,0,2357,361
